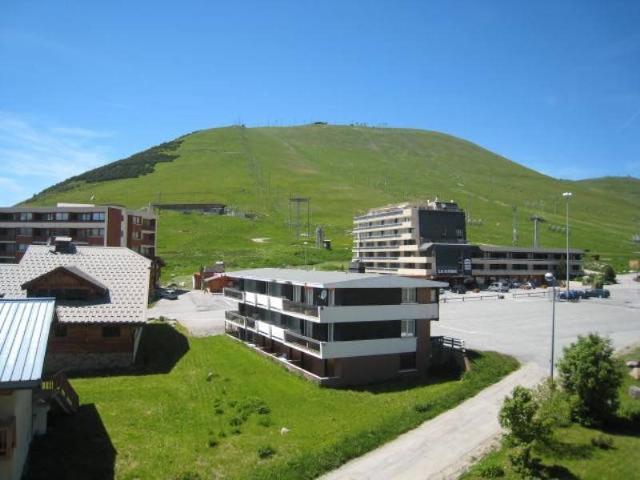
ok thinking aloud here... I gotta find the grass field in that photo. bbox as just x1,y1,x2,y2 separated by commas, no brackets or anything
462,345,640,480
27,324,518,480
23,124,640,279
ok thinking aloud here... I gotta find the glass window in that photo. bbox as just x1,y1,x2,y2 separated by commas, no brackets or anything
18,212,33,221
401,288,417,304
55,212,69,221
92,212,105,221
401,319,416,337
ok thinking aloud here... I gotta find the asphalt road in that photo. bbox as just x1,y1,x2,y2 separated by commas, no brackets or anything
434,274,640,371
148,291,234,336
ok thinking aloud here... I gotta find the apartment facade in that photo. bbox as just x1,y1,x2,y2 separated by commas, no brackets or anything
0,203,157,263
353,201,583,284
223,268,447,387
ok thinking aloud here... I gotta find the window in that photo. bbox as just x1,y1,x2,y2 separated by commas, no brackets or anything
92,212,105,221
17,244,28,252
132,230,141,240
102,326,121,337
132,216,142,225
18,212,33,221
401,319,415,337
54,323,68,337
401,288,417,304
16,228,32,236
55,212,69,221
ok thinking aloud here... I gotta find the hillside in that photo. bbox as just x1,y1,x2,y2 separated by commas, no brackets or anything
24,124,640,280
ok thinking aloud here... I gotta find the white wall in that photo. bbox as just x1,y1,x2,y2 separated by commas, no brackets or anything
0,389,33,480
319,303,438,323
321,337,417,359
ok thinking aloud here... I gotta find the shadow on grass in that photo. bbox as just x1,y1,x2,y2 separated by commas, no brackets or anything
26,404,115,480
67,322,189,379
537,464,580,479
538,437,594,460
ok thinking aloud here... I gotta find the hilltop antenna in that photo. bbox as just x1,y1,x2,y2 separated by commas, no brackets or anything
530,215,546,248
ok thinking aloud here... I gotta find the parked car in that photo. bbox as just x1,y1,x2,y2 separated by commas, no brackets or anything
450,285,467,294
558,290,580,301
488,282,509,293
585,288,611,298
510,281,522,289
522,281,537,290
160,288,178,300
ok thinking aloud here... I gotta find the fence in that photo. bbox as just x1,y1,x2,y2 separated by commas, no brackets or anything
440,294,503,303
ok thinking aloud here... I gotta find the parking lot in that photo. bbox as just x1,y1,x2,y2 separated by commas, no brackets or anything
434,273,640,370
148,290,235,336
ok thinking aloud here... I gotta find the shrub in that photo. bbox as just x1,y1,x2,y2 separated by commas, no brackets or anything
207,437,218,448
535,380,572,428
228,416,244,427
214,408,224,415
591,434,614,450
507,444,539,477
230,427,241,435
218,430,227,438
257,405,271,415
414,403,431,413
257,445,276,459
258,416,273,427
499,386,551,445
478,464,505,478
557,334,624,425
602,265,616,284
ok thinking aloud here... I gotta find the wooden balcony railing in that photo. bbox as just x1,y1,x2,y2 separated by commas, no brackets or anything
42,371,79,413
282,299,319,317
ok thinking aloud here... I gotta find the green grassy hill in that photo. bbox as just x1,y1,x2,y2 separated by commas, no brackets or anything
24,124,640,280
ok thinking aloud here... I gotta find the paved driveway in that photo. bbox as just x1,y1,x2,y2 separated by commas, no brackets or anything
148,291,237,336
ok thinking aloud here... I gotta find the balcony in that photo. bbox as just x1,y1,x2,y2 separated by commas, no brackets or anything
223,287,244,301
282,299,319,317
225,310,246,327
283,330,321,353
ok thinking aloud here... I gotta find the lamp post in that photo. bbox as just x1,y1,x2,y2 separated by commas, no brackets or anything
562,192,572,294
545,272,557,381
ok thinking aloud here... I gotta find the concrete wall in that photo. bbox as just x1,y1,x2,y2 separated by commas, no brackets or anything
0,389,33,480
45,352,132,373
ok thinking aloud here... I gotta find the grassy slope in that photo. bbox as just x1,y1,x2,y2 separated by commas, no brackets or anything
26,325,518,480
25,125,640,278
462,345,640,479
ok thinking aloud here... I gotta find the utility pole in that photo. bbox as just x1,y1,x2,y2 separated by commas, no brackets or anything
563,192,572,294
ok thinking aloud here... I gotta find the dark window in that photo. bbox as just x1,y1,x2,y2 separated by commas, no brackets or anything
399,352,416,370
102,326,121,337
334,288,402,306
333,320,401,341
54,322,67,337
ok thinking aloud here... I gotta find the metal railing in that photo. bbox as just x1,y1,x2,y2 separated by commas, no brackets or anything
282,299,319,317
224,310,246,327
284,330,322,353
223,287,244,301
432,336,465,351
440,294,503,303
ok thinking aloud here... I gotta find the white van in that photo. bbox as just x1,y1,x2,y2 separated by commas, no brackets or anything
488,282,509,293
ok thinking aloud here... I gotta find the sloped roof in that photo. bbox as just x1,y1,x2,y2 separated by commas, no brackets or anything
226,268,448,288
0,245,151,324
21,265,109,294
0,299,55,388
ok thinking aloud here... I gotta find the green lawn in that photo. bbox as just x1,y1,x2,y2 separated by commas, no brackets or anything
462,345,640,480
27,324,518,480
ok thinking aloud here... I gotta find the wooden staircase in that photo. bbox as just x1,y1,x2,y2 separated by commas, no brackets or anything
41,371,79,414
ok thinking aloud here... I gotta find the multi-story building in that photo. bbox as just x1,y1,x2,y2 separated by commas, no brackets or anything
0,203,157,263
353,201,583,285
223,268,447,387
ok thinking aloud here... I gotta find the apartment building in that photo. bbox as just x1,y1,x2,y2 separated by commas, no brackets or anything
0,203,156,263
353,201,583,285
223,268,447,387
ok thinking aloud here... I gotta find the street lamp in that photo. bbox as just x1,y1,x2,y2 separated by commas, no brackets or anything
562,192,572,294
545,272,557,381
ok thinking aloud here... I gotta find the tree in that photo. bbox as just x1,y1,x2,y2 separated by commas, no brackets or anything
557,334,624,425
601,264,616,284
499,386,551,446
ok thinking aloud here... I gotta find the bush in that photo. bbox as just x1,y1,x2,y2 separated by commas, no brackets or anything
257,416,273,427
228,416,244,427
602,265,616,284
591,434,614,449
207,437,218,448
557,334,624,425
230,427,241,435
478,464,505,478
508,444,539,477
257,445,276,459
214,407,224,415
535,380,572,428
414,402,431,413
499,386,551,445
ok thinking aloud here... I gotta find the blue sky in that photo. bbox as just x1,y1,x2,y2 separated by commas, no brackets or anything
1,0,639,205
